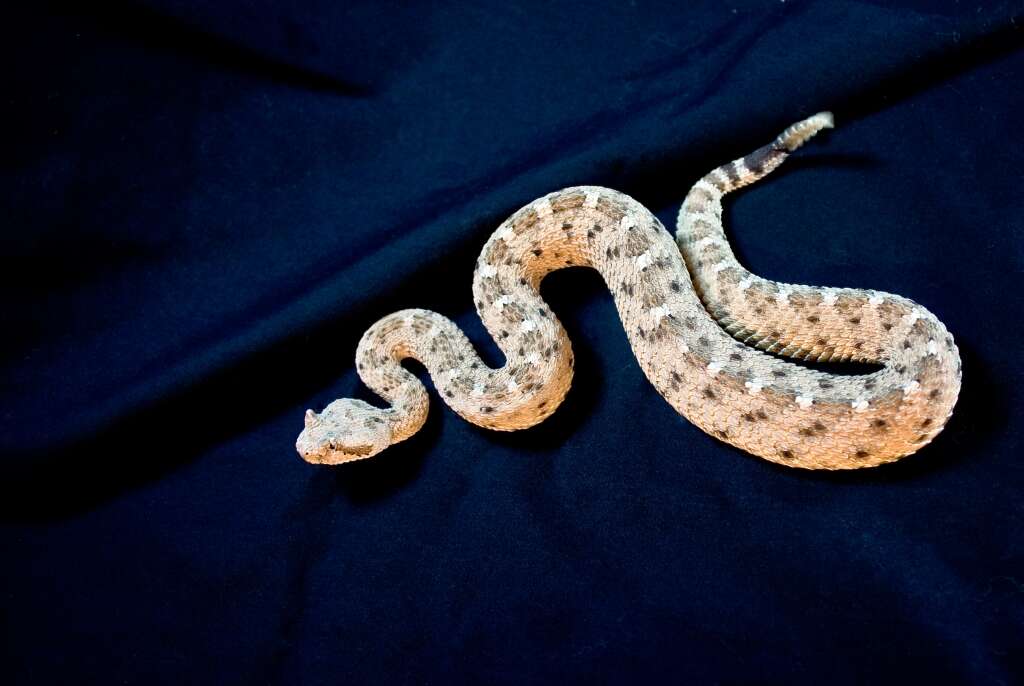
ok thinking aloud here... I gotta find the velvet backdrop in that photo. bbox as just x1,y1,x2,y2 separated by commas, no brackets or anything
3,1,1023,683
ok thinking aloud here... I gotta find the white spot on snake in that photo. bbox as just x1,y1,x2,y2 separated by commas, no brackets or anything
471,382,485,397
707,361,723,376
678,340,690,354
620,216,636,231
635,252,652,270
535,198,553,218
691,209,720,224
745,379,763,394
693,179,721,198
495,295,512,309
795,395,814,409
926,339,938,356
584,190,600,208
506,379,518,392
695,236,720,249
649,305,671,326
525,351,541,365
822,290,838,306
902,380,920,396
497,226,515,242
738,276,756,291
868,293,884,306
776,287,791,305
479,263,497,278
712,261,729,274
852,398,869,412
904,308,922,325
520,319,537,333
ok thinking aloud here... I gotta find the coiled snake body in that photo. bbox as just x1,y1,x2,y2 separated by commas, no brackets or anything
297,113,961,469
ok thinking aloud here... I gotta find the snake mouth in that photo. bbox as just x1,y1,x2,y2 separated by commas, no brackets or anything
298,444,375,465
297,438,381,465
329,443,374,457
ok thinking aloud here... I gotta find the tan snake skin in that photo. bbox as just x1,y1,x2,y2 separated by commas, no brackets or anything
297,113,961,469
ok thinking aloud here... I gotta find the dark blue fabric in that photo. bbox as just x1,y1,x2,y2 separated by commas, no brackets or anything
3,1,1023,683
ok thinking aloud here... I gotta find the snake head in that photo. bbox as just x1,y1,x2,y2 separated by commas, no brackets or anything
296,399,392,464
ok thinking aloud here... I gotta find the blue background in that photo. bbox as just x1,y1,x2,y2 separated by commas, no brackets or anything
3,1,1023,683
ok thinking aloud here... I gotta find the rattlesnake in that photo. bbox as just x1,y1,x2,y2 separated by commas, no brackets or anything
297,113,961,470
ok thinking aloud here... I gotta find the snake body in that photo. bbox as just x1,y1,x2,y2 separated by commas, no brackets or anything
297,113,961,469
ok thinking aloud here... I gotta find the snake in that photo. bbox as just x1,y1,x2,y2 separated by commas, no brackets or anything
296,113,961,470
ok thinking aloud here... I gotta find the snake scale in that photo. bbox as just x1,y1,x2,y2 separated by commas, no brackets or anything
297,113,961,469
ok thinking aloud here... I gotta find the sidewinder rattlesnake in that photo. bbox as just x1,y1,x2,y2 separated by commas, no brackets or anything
297,113,961,470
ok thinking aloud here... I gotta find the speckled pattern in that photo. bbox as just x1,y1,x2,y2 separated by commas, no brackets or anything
297,114,961,469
